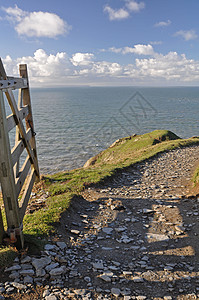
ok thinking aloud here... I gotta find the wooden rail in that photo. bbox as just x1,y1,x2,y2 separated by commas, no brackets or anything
0,59,39,248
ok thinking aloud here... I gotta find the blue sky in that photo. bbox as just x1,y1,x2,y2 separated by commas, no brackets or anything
1,0,199,86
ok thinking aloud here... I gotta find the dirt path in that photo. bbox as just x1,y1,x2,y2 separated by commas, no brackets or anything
1,145,199,300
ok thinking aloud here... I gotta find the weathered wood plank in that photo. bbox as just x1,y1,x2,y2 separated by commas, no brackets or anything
11,128,32,167
7,105,29,132
15,156,31,198
19,169,36,222
0,78,28,90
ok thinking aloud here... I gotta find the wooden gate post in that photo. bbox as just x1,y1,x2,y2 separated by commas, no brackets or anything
19,64,40,181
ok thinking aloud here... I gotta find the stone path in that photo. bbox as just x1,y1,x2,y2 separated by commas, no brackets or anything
1,145,199,300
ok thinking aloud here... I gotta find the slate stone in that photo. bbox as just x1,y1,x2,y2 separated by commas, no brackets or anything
92,262,104,270
21,256,32,264
44,244,56,251
99,275,111,282
111,288,121,297
50,267,66,276
56,242,67,250
23,276,33,284
32,257,51,270
5,265,21,272
20,269,34,276
45,263,59,272
102,228,113,234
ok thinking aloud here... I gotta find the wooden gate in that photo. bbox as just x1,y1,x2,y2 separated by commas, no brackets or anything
0,59,39,249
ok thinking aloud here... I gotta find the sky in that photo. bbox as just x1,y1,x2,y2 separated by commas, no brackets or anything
1,0,199,87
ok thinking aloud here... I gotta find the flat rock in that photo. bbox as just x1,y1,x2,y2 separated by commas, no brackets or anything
92,262,104,270
36,268,46,277
56,242,67,250
115,227,126,232
102,227,113,234
45,263,59,272
50,267,66,276
44,244,56,251
111,288,121,297
99,275,111,282
5,265,21,272
32,257,51,270
21,256,32,264
19,269,34,276
23,276,33,284
9,272,20,279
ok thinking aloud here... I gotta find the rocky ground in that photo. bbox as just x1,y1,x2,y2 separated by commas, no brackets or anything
1,145,199,300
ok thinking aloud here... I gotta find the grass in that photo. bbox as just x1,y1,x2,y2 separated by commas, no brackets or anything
0,246,17,268
1,129,199,264
193,165,199,185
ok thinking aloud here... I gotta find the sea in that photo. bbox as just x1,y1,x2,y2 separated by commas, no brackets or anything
7,87,199,174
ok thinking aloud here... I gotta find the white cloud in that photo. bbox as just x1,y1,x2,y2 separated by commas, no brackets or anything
108,44,155,56
108,47,123,53
134,52,199,81
2,5,71,38
3,48,199,86
104,0,145,21
123,44,154,55
90,62,123,76
125,0,145,12
174,30,198,41
104,5,129,21
3,5,25,22
154,20,171,27
71,53,94,66
2,49,72,86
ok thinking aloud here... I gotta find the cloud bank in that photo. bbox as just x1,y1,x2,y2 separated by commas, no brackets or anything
2,5,71,38
3,47,199,86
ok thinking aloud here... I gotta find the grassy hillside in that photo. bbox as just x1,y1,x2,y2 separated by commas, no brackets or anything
1,130,199,265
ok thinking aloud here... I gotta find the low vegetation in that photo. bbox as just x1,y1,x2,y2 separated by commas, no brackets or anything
1,130,199,265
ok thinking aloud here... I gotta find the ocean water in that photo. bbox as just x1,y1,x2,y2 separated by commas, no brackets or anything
9,87,199,174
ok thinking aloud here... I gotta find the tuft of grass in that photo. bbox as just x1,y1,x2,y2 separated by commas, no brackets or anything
0,246,17,269
193,166,199,184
